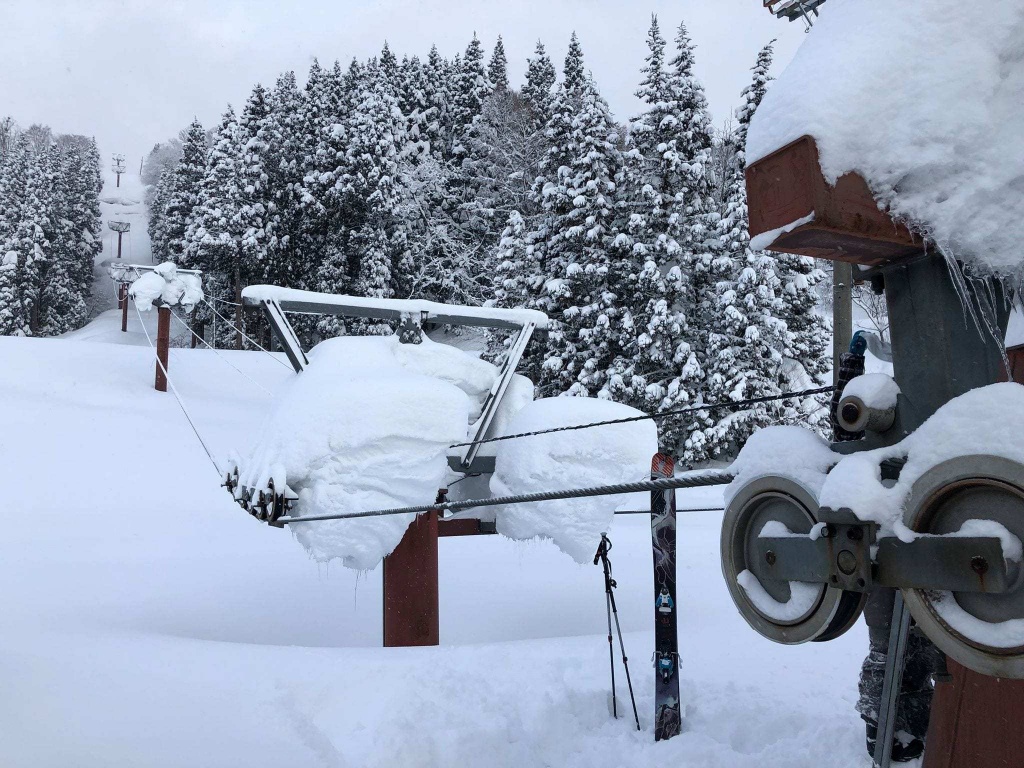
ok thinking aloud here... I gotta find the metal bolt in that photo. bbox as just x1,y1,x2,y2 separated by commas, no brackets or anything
765,550,777,566
846,527,864,541
971,556,989,575
820,525,833,539
837,549,858,575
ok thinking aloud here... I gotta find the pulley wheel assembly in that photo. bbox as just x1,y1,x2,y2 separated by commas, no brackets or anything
901,455,1024,678
722,476,859,644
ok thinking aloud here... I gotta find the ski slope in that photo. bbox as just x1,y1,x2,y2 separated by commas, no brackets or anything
88,165,153,319
0,327,872,768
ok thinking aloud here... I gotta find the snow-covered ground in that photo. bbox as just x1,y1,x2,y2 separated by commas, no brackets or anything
0,326,872,767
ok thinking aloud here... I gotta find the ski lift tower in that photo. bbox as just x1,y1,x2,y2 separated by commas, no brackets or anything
112,153,126,188
108,220,130,260
721,4,1024,767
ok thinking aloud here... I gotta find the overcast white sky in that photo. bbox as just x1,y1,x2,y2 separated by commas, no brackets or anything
0,0,807,168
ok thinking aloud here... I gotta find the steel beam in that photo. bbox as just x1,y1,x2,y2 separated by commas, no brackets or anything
753,534,1011,593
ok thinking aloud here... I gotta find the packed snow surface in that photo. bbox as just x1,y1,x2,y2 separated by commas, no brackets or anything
841,373,900,411
747,0,1024,275
491,397,658,563
0,331,873,768
128,261,204,312
238,335,480,570
243,284,550,329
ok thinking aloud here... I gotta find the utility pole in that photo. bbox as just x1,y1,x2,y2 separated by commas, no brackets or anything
112,153,126,188
833,261,854,381
108,221,130,260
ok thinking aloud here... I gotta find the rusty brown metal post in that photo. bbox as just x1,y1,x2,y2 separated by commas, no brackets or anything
116,231,123,260
155,306,170,392
383,510,440,647
120,286,129,332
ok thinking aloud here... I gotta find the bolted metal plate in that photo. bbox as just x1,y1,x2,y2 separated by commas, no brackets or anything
722,476,851,644
902,455,1024,678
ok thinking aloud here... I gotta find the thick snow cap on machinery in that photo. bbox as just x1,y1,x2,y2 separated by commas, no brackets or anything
747,0,1024,277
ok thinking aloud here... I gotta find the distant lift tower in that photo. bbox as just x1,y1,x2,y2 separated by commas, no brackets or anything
764,0,827,29
112,153,126,188
108,220,130,259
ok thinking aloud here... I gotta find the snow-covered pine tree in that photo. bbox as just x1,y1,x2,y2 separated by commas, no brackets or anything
522,40,557,130
183,106,246,345
423,46,451,159
562,33,586,96
691,41,792,461
14,144,59,334
611,18,715,450
488,36,509,91
449,34,493,158
148,168,174,263
536,60,623,397
315,64,408,335
0,135,31,335
160,119,208,266
261,71,307,289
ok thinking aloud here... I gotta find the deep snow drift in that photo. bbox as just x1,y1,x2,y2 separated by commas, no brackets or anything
747,0,1024,276
0,331,870,768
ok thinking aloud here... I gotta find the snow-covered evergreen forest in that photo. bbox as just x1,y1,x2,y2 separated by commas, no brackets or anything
145,19,830,462
0,120,103,337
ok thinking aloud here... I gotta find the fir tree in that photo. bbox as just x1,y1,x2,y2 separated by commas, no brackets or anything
488,36,509,91
160,119,207,265
522,40,557,129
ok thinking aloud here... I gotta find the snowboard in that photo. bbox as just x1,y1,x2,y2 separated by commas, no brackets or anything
651,452,681,741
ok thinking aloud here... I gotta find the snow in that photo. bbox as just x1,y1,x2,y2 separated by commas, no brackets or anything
90,167,153,319
726,425,836,504
749,212,815,252
737,570,823,623
841,373,900,411
128,261,204,312
0,329,872,768
243,284,550,330
490,398,658,563
747,0,1024,276
820,383,1024,538
237,335,477,570
931,591,1024,650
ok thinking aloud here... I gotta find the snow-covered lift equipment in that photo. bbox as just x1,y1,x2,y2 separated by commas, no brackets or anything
764,0,826,28
111,153,126,188
107,220,130,260
239,286,548,474
731,134,1023,768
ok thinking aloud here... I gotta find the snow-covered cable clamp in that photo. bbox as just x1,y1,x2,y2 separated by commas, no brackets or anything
129,262,204,313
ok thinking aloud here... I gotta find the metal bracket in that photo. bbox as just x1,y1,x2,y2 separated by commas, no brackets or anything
260,299,309,372
753,533,1011,594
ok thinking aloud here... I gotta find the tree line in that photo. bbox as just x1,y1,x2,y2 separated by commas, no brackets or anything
145,17,831,463
0,120,103,337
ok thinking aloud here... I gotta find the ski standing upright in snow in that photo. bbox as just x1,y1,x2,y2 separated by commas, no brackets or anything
650,452,681,740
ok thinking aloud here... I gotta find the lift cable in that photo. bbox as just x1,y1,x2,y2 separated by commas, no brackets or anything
134,303,224,478
200,298,293,371
166,307,274,396
275,469,735,525
449,385,835,450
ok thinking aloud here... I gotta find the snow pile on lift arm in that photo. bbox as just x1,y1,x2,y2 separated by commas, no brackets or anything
241,285,549,330
746,0,1024,276
490,397,658,563
236,335,482,570
128,262,203,312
